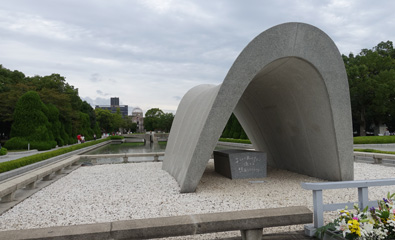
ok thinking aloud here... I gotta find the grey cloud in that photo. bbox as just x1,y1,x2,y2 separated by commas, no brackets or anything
90,73,101,82
1,0,395,114
173,96,181,101
96,90,110,96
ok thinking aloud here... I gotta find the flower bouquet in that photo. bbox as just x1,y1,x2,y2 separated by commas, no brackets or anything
316,192,395,240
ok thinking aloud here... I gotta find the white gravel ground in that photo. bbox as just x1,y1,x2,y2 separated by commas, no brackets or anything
0,160,394,239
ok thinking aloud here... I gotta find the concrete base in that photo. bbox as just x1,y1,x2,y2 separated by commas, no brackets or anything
214,150,267,179
241,229,263,240
0,192,15,203
304,224,316,237
25,181,37,190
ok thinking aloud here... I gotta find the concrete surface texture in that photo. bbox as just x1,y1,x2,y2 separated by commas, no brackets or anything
163,22,353,193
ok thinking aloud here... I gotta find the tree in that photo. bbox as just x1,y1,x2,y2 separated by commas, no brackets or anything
95,108,114,133
221,114,249,139
158,113,174,132
123,117,137,133
144,108,164,131
46,103,64,146
112,108,124,132
4,91,56,150
0,66,103,144
344,41,395,135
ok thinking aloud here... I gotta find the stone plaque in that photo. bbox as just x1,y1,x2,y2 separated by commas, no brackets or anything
213,149,267,179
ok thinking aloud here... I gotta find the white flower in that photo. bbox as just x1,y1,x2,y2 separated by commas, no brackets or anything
361,222,374,233
335,218,351,237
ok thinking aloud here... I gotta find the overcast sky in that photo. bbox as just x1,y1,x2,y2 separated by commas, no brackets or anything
1,0,394,114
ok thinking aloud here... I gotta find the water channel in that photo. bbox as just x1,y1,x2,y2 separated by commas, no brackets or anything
81,141,248,165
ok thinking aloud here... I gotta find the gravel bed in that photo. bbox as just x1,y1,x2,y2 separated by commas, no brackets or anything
0,160,394,239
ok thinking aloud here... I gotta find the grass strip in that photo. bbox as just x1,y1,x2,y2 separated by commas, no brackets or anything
354,148,395,155
0,138,110,173
220,136,395,145
354,136,395,144
219,138,252,144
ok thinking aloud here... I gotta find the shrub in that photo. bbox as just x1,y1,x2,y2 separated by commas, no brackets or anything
55,137,64,147
0,147,7,156
353,135,395,144
3,137,29,150
109,135,124,140
30,141,57,151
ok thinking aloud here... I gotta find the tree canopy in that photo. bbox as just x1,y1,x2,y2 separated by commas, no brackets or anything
144,108,174,132
221,114,248,139
5,91,56,150
343,41,395,135
0,65,101,149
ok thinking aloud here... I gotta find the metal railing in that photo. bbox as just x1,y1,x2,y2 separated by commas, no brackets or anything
301,178,395,236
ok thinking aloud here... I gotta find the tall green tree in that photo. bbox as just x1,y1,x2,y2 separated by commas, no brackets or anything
5,91,56,150
144,108,164,131
123,117,137,133
46,103,65,146
0,65,101,143
112,108,124,132
95,108,114,133
158,113,174,132
0,66,31,136
344,41,395,135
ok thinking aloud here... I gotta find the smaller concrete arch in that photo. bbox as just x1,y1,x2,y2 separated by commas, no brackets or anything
163,22,353,193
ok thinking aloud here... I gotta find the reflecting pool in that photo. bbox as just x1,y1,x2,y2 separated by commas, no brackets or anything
81,141,249,164
81,142,166,164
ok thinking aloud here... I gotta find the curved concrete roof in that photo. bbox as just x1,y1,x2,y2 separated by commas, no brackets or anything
163,22,353,193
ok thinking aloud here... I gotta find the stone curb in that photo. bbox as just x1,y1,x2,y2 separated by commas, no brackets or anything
0,206,313,240
0,141,110,182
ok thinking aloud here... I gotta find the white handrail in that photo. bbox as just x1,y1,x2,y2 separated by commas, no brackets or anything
301,178,395,236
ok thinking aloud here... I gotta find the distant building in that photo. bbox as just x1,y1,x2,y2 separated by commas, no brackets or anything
110,97,119,106
131,107,144,133
95,97,128,117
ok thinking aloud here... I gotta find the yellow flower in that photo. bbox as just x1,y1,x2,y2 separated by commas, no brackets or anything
348,219,361,236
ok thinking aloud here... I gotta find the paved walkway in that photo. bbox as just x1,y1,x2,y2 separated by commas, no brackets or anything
0,150,40,163
0,140,101,163
354,143,395,151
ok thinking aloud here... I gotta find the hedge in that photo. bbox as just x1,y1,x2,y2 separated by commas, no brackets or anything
353,136,395,144
0,138,109,173
0,147,7,156
109,135,124,140
218,138,252,144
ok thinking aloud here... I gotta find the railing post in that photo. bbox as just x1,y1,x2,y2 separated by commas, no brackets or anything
123,156,128,163
241,229,263,240
358,187,369,209
313,190,324,228
154,154,159,162
373,156,382,164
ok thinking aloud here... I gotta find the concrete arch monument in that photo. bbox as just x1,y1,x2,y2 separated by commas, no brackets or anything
163,22,354,193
